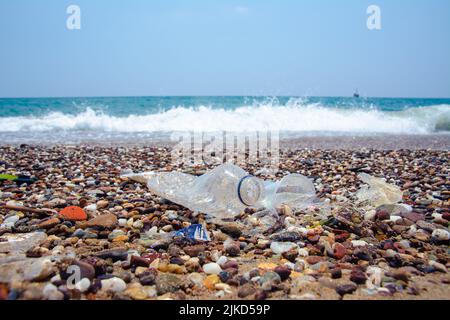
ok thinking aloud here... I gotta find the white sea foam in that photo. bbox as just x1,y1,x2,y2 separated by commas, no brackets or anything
1,103,449,134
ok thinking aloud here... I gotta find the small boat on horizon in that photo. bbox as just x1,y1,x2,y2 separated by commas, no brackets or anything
353,89,360,98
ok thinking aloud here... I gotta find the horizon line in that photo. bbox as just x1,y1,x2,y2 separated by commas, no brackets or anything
1,94,450,100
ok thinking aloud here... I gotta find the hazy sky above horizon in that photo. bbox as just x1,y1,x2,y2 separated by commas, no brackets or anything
0,0,449,98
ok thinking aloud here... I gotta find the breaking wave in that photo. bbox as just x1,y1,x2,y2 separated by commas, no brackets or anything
1,103,450,135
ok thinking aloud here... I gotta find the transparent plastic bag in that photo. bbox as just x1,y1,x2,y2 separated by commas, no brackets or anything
356,173,403,207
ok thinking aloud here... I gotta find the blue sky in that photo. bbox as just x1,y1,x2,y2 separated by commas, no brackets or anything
0,0,449,98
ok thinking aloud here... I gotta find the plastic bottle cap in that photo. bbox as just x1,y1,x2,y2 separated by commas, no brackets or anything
237,176,263,206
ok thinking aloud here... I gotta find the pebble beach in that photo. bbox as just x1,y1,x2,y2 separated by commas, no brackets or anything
0,142,449,300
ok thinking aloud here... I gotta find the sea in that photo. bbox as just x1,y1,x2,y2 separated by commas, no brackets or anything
0,96,449,144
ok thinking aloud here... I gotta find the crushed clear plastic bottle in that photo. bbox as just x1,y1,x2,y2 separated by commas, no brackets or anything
122,163,317,219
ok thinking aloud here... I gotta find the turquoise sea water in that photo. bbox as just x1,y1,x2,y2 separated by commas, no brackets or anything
0,96,449,143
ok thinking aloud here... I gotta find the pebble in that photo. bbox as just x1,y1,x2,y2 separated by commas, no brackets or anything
85,213,118,229
238,283,256,298
216,256,228,267
332,243,347,259
215,283,232,294
124,283,148,300
108,230,126,241
203,263,222,275
183,245,205,257
270,242,298,255
101,277,127,293
431,229,450,241
43,283,64,300
218,223,242,238
222,260,238,270
203,274,221,290
130,255,150,268
401,212,424,223
70,260,96,280
1,215,20,228
429,260,447,273
350,270,367,284
351,240,368,247
96,200,109,209
271,231,302,242
138,269,158,285
225,241,241,257
414,231,430,242
185,257,201,272
259,271,281,286
298,248,309,257
155,274,182,294
336,283,357,296
274,266,291,281
364,210,377,221
187,272,204,286
331,268,342,279
74,278,91,292
219,271,232,283
132,220,144,229
96,248,128,261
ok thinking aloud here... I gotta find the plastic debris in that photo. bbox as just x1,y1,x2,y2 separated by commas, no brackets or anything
0,174,37,185
122,163,317,219
356,173,403,207
173,224,211,241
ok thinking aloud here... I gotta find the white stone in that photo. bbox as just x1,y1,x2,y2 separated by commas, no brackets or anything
202,262,222,275
144,285,157,298
145,226,158,237
270,241,298,254
351,240,368,247
399,204,413,213
84,204,97,213
432,229,450,241
43,283,64,300
215,283,232,294
101,277,127,293
432,213,447,224
429,260,447,273
398,240,410,248
390,215,402,223
132,220,144,229
364,210,377,221
187,272,204,286
216,256,228,267
284,262,295,270
118,218,127,227
75,278,91,292
298,248,309,257
165,210,178,220
1,215,20,228
210,250,221,262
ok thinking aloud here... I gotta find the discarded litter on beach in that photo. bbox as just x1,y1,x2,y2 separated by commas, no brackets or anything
173,224,211,241
356,173,403,207
121,163,318,219
0,174,37,185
